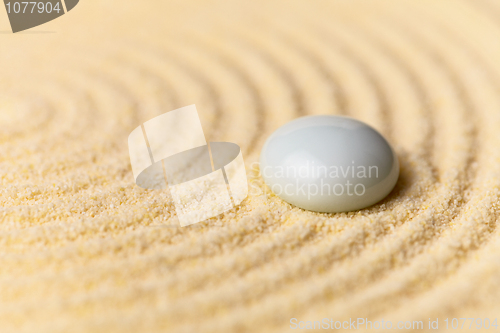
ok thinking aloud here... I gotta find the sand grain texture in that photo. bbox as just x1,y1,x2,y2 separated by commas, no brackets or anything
1,0,500,332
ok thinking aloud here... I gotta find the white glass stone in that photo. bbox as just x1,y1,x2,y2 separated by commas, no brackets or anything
260,115,399,213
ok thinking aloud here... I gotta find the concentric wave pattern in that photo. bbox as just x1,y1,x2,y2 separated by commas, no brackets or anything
0,0,499,332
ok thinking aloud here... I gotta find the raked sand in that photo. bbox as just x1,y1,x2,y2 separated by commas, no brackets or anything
1,0,500,332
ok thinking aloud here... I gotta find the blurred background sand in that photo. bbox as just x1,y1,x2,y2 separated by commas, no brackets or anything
1,0,500,332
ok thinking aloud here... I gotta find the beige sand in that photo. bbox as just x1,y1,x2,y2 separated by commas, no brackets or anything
1,0,500,332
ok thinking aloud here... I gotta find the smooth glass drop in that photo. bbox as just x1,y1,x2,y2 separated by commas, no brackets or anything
260,115,399,213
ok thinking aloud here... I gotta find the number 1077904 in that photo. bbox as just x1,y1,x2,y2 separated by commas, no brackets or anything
5,2,62,14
